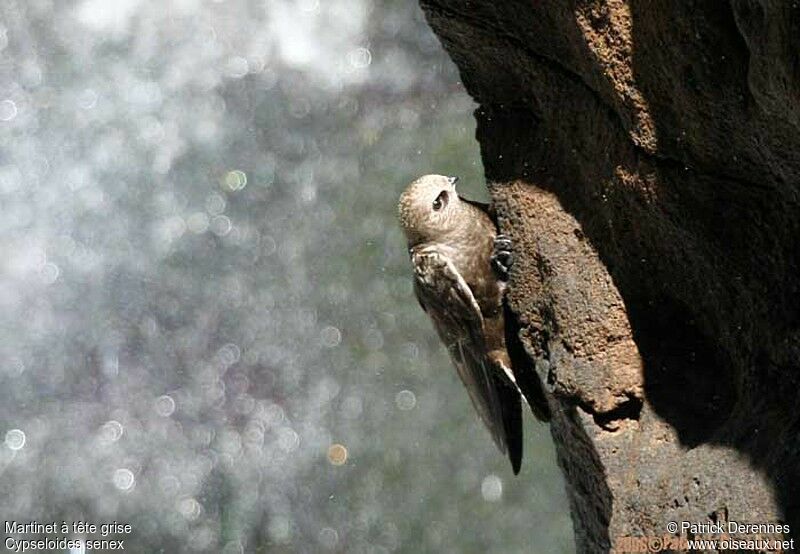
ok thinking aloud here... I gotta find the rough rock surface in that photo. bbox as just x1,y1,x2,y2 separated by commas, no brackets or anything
419,1,800,552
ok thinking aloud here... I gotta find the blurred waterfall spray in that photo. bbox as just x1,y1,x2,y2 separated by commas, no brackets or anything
0,1,571,552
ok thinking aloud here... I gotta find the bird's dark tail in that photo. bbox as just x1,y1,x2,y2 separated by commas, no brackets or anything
494,377,523,474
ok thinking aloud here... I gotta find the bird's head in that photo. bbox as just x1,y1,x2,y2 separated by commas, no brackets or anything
397,174,461,246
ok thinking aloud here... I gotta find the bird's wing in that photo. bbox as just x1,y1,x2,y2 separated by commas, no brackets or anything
411,247,517,465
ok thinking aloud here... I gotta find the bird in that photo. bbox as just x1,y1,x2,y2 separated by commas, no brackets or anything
397,174,550,474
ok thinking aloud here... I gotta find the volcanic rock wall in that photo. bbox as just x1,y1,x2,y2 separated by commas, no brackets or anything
419,1,800,551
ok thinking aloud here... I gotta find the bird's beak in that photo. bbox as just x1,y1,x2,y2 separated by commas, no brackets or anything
448,176,459,187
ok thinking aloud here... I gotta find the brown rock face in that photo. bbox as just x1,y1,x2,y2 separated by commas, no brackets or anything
419,1,800,552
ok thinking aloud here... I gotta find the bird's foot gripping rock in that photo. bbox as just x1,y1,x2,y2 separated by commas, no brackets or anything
491,234,513,280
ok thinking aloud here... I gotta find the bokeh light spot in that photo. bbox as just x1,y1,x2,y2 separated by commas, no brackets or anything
205,193,226,215
327,443,347,466
318,527,338,549
40,263,60,285
0,100,17,121
78,89,98,109
320,326,341,348
211,215,232,236
278,427,300,452
217,343,241,366
100,420,124,443
112,468,135,491
395,390,416,411
178,496,202,520
481,474,503,502
223,170,247,192
154,395,176,417
5,429,26,451
347,47,372,69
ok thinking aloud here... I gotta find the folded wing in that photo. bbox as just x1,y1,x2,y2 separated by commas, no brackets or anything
411,247,521,471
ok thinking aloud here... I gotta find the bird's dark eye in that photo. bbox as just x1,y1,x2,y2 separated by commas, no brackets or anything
432,190,448,211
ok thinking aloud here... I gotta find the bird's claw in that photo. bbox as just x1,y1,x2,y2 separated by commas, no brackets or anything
491,234,513,280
